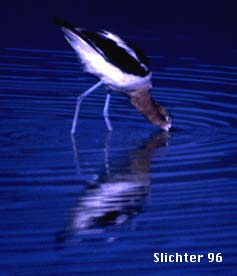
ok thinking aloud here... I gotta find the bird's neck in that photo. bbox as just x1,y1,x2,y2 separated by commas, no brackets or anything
125,86,159,125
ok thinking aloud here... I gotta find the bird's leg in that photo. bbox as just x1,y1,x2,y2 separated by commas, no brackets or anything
71,80,104,135
103,91,113,131
71,134,81,174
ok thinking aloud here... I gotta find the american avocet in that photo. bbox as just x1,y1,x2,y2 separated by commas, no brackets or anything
55,18,172,134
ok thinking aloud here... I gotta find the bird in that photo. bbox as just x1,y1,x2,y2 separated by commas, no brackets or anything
55,17,172,134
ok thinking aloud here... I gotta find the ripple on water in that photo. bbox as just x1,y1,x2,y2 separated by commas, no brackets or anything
0,48,236,276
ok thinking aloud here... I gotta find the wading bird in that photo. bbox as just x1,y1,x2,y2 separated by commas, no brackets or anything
55,18,172,134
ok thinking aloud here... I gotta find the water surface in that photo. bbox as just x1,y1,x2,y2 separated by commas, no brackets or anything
0,45,237,275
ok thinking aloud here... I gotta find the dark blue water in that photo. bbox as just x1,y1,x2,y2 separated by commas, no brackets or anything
0,42,237,275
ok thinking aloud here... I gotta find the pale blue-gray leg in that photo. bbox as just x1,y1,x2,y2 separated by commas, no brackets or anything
71,135,81,174
103,92,112,131
71,80,104,135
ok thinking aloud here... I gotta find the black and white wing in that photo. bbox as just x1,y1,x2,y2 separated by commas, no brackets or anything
99,30,150,76
55,17,150,78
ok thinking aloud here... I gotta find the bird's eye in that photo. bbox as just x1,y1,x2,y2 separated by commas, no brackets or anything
165,116,170,122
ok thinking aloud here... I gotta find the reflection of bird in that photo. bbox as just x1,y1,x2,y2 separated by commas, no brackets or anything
55,131,170,245
55,18,172,134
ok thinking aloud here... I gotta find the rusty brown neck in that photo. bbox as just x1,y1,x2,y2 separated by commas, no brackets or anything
125,86,159,125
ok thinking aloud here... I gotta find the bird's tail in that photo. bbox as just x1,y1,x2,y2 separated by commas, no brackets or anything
55,17,84,48
54,17,76,32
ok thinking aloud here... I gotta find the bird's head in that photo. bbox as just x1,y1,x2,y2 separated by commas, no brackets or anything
127,86,172,132
153,104,172,131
